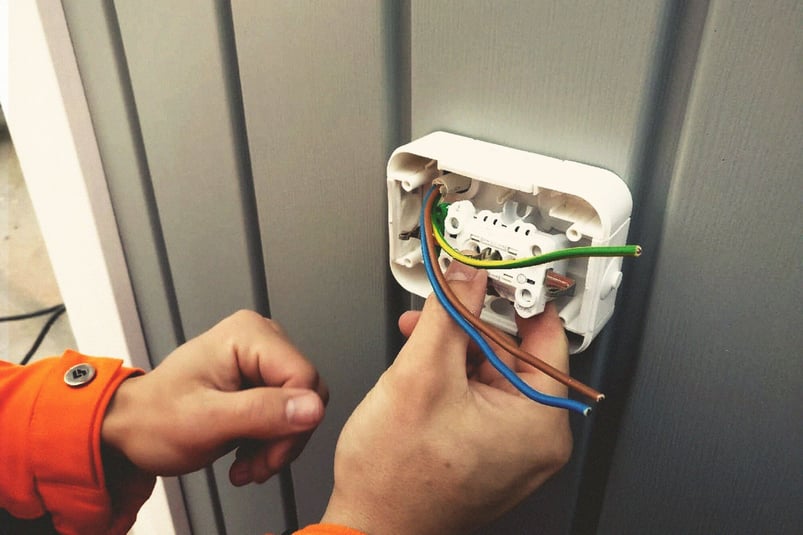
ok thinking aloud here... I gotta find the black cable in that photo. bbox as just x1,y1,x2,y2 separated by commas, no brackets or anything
0,303,65,322
18,305,66,365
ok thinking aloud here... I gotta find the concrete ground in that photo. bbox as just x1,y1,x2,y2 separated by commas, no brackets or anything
1,125,77,363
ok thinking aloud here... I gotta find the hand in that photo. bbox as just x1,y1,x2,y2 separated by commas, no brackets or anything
101,310,328,486
321,262,572,534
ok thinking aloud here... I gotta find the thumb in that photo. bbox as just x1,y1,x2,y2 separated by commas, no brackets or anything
401,261,488,372
213,387,325,442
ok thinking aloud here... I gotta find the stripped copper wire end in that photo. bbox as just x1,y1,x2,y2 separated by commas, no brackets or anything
544,270,576,298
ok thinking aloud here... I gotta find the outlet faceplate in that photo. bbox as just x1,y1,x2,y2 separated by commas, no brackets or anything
387,132,633,353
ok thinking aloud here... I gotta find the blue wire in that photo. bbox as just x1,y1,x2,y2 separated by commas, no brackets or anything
419,186,591,416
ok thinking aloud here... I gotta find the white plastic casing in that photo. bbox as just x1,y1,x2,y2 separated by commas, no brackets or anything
387,132,634,353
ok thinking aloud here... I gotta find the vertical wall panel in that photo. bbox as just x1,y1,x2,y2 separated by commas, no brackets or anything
113,1,285,533
410,2,672,533
571,3,712,531
114,0,260,337
598,2,803,534
411,0,669,182
60,0,183,365
57,1,802,533
232,0,399,524
60,1,191,532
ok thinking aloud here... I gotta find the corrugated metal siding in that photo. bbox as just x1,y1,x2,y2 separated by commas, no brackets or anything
63,1,803,533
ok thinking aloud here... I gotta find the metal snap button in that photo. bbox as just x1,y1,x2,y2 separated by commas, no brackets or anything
64,363,96,387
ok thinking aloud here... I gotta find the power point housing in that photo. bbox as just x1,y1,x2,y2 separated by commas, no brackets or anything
387,132,634,353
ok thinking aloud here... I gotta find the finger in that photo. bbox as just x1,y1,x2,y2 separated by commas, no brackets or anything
401,312,493,362
213,387,325,445
471,331,521,390
487,328,519,370
230,433,310,486
243,438,289,484
398,310,421,338
516,303,570,395
316,376,330,406
217,310,322,391
231,439,282,485
466,340,485,370
230,440,262,486
399,261,488,372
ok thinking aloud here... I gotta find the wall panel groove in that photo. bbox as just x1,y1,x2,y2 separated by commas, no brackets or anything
112,0,287,532
382,0,413,366
572,2,712,532
232,0,400,523
598,1,803,532
60,1,196,532
409,2,672,532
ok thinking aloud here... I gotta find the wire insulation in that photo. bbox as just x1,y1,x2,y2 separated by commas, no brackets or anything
0,304,65,323
18,305,66,365
433,219,641,269
424,188,604,401
420,186,591,415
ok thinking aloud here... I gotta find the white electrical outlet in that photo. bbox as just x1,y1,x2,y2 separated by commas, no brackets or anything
387,132,634,353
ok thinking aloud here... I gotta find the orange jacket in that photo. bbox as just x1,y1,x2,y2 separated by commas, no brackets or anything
0,350,155,534
0,350,363,535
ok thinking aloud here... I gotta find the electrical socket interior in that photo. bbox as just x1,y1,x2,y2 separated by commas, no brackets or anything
387,132,634,354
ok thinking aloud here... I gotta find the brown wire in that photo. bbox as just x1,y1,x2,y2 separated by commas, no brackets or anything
423,187,604,402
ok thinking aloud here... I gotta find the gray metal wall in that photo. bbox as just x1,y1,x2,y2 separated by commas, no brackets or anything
62,1,802,534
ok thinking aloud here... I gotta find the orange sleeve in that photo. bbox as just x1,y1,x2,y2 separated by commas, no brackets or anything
294,525,367,535
0,350,156,535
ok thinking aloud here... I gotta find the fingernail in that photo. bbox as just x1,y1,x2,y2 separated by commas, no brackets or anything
286,393,322,425
445,261,479,281
231,464,250,486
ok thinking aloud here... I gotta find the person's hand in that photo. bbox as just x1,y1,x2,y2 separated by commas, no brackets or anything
321,262,572,534
101,310,328,486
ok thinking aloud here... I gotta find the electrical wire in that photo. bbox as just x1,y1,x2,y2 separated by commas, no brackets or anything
0,303,65,322
423,187,604,402
429,191,645,400
420,185,592,415
18,305,66,365
433,214,641,269
7,305,67,366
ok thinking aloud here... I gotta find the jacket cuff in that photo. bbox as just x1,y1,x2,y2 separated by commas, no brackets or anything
29,350,156,535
